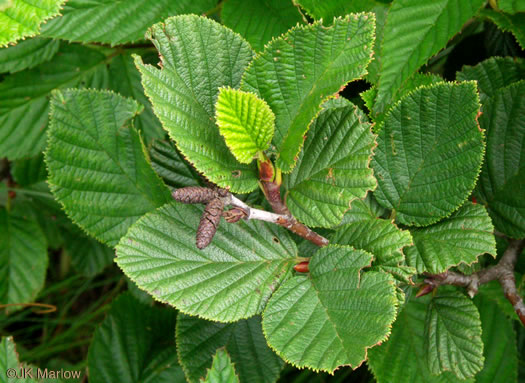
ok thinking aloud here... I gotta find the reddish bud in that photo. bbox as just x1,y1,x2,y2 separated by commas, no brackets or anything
294,261,310,273
471,196,477,205
416,284,435,298
258,160,274,182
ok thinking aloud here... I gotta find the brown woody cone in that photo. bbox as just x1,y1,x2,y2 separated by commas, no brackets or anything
196,198,224,249
172,187,217,204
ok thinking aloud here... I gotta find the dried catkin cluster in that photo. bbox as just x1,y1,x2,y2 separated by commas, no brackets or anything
172,186,217,204
172,186,233,249
196,198,224,249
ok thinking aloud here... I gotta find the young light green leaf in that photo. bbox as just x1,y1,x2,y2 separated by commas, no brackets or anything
41,0,215,46
283,99,376,228
371,82,484,227
136,15,257,193
424,290,484,379
367,295,474,383
0,37,59,74
202,349,239,383
221,0,303,52
332,213,412,266
374,0,485,114
476,81,525,238
263,245,397,372
215,88,275,164
150,140,200,190
0,203,48,312
241,14,375,172
0,337,38,383
177,314,283,383
116,202,297,322
457,57,525,102
108,54,164,143
87,293,185,383
46,89,170,247
480,8,525,49
0,0,65,47
405,203,496,274
474,294,518,383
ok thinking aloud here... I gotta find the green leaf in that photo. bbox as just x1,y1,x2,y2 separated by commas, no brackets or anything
284,99,376,227
405,203,496,274
367,294,473,383
0,202,48,311
241,14,375,172
215,87,275,164
480,9,525,49
63,228,114,277
332,209,413,266
177,314,283,383
136,15,257,193
478,280,520,321
116,201,297,322
362,72,443,124
0,337,38,383
221,0,303,52
424,290,484,379
498,0,525,13
46,89,170,247
0,37,59,74
0,0,64,47
11,154,47,187
371,82,484,226
340,194,388,224
108,54,164,143
0,44,110,160
87,293,185,383
203,349,239,383
41,0,216,45
150,140,200,190
295,0,384,20
262,245,397,372
476,80,525,238
374,0,485,114
457,57,525,102
364,4,390,85
474,294,518,383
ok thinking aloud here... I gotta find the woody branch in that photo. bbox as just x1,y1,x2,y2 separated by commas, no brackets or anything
422,238,525,326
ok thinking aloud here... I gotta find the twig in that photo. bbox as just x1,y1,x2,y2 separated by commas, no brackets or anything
422,239,525,326
227,195,329,247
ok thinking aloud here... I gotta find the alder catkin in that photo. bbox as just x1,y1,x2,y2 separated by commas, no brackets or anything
196,197,224,249
172,186,216,204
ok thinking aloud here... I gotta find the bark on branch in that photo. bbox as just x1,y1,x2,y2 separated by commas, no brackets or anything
226,194,329,247
422,239,525,326
172,186,329,248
